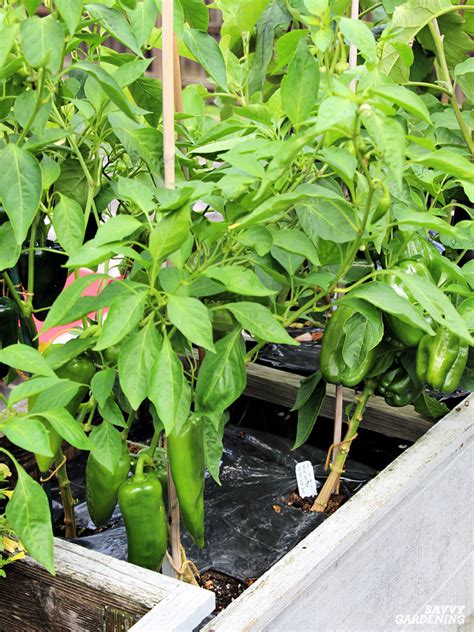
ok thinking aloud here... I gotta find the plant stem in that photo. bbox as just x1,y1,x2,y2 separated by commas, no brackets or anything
55,450,77,538
311,380,375,513
428,20,474,155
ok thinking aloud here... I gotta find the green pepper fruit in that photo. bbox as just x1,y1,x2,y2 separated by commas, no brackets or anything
86,443,130,527
372,185,391,223
167,415,205,548
416,329,469,393
378,364,422,407
118,454,168,570
19,241,68,321
103,344,121,364
34,355,95,472
0,297,18,379
320,304,378,387
385,260,432,347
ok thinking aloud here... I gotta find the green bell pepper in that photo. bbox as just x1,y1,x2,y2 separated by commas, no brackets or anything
34,355,95,472
320,304,377,387
118,454,168,570
167,415,205,548
86,442,130,527
385,260,432,347
416,329,469,393
378,364,422,407
0,297,18,379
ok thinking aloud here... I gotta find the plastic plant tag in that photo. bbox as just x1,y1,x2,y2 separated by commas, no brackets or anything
296,460,317,498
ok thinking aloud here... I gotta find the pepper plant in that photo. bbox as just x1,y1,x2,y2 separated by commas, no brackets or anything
0,0,473,574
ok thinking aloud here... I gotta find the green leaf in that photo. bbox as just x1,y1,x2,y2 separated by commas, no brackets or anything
90,369,116,408
108,111,162,168
0,24,19,70
118,321,162,410
318,147,357,192
195,328,246,418
362,110,405,191
55,0,84,34
75,61,137,121
89,421,123,473
349,282,434,334
41,155,61,190
2,417,53,457
296,197,357,244
128,0,159,47
339,17,376,65
167,295,215,351
281,38,319,129
183,28,228,91
98,398,127,429
53,194,85,253
93,215,142,246
396,272,474,345
203,265,275,297
20,15,64,74
0,345,56,377
113,58,152,88
42,274,103,331
224,302,297,345
149,335,191,435
6,463,54,574
235,182,336,229
29,381,82,414
45,338,94,370
37,409,92,450
95,291,147,351
0,222,21,271
237,225,273,256
373,84,431,124
0,145,42,245
86,4,142,55
342,308,383,368
8,377,62,405
272,229,320,265
203,413,225,484
149,205,191,266
293,372,325,449
314,96,357,134
412,150,474,184
413,391,449,420
22,0,41,14
66,242,115,269
129,76,163,128
179,0,209,31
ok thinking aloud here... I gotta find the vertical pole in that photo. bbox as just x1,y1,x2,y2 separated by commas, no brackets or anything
162,0,175,190
332,0,359,489
162,0,181,579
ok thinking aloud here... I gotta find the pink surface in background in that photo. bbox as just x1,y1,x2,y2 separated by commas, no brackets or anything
36,270,109,344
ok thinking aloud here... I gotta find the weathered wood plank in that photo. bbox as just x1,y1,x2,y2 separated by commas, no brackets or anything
0,539,214,632
245,363,434,442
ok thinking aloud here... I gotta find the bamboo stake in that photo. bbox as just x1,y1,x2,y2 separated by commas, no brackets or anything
162,0,181,579
162,0,175,190
331,0,360,483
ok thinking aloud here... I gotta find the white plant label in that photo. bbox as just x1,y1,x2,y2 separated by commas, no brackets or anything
296,461,317,498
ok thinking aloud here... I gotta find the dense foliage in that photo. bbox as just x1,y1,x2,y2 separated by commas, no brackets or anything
0,0,472,573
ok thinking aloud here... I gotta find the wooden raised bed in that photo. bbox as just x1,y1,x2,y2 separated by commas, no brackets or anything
0,371,469,631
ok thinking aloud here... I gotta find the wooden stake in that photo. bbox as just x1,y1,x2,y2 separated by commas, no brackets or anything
162,0,181,579
162,0,175,190
331,0,359,494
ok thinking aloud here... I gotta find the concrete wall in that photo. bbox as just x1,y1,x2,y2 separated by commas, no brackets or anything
205,395,473,632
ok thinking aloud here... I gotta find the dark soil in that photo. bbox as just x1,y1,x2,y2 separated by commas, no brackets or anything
281,488,349,516
200,570,253,613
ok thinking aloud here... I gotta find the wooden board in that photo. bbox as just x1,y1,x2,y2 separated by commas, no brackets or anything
0,539,214,632
245,363,434,442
